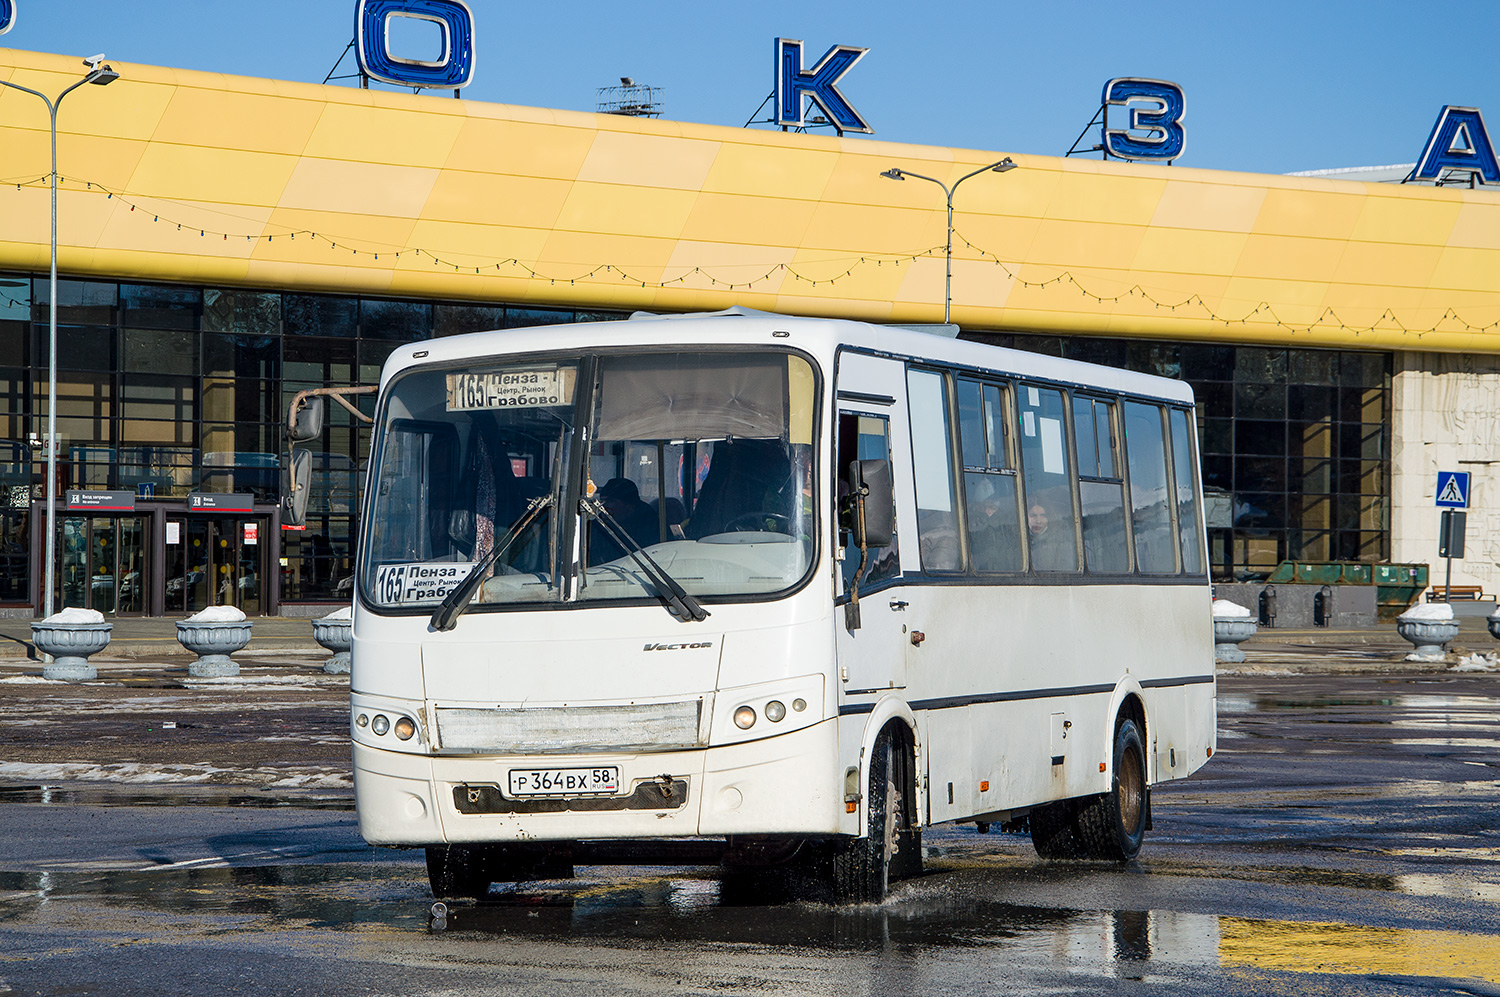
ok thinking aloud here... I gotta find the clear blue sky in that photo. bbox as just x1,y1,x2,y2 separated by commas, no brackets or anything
3,0,1496,175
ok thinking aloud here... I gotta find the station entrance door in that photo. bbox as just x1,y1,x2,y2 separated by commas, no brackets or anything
165,516,266,616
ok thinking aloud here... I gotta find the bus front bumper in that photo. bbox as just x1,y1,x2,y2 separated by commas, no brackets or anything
352,717,843,847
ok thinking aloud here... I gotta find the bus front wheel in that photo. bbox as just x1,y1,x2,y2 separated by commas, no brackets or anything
832,729,919,902
1031,718,1148,862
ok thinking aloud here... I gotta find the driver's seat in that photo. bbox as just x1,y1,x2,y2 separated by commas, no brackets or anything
685,439,792,539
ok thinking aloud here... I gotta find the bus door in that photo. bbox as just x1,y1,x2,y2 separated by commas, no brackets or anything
834,353,911,697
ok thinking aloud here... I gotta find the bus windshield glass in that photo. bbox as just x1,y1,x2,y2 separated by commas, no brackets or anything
361,350,817,613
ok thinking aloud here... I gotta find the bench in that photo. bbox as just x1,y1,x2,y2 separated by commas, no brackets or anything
1427,585,1486,602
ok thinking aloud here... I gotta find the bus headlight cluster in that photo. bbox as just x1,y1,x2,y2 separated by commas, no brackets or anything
734,698,803,730
355,712,417,742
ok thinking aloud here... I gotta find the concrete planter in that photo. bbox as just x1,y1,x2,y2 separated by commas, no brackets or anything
1212,615,1258,663
1395,618,1460,661
32,621,112,681
312,612,352,675
177,620,252,677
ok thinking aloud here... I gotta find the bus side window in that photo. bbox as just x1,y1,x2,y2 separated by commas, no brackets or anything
906,368,961,572
957,378,1022,572
1074,395,1129,573
1168,407,1205,574
1123,401,1178,573
837,412,899,589
1017,384,1080,572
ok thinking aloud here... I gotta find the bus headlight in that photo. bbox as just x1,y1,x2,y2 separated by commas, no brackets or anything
764,700,786,723
733,706,756,730
394,717,416,741
372,714,390,736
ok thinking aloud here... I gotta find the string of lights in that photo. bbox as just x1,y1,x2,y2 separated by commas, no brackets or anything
2,173,1496,339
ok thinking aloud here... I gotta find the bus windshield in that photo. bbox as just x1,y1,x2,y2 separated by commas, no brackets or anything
361,349,817,613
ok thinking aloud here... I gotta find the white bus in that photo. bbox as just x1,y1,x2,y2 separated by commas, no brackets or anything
336,310,1215,902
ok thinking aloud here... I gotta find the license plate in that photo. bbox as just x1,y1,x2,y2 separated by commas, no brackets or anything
507,767,619,797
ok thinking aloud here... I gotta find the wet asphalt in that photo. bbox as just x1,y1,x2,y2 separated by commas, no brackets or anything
0,640,1498,995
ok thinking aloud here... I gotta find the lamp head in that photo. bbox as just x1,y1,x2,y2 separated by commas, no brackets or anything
992,157,1017,173
88,66,119,85
879,168,904,181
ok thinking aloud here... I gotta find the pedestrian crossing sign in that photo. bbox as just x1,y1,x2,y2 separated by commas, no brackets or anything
1436,470,1470,508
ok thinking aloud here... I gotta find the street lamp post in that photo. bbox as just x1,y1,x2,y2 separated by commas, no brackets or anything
880,157,1016,325
0,56,120,620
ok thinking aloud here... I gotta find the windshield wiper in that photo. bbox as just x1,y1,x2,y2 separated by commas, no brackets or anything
582,496,709,623
430,495,552,632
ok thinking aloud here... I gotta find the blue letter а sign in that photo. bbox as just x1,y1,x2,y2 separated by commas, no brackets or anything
1414,106,1500,184
357,0,475,90
775,38,872,135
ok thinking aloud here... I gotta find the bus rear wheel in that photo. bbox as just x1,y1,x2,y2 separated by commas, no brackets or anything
1030,718,1148,862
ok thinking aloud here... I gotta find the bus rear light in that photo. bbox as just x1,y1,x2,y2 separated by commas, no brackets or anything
733,706,756,730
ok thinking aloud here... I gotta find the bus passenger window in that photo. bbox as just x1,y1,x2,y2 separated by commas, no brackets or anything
1017,385,1080,572
958,378,1022,572
1169,408,1204,574
837,412,899,588
906,369,960,571
1075,396,1129,573
1124,401,1177,573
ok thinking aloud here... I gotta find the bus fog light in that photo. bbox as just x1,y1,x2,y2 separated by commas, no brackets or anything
372,714,390,735
394,717,416,740
764,700,786,722
792,698,806,713
733,706,756,730
356,713,369,728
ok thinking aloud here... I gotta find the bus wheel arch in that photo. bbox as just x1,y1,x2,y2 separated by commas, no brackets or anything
1031,692,1151,862
836,709,922,900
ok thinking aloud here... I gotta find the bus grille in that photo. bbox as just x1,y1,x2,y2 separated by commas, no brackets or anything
433,700,704,754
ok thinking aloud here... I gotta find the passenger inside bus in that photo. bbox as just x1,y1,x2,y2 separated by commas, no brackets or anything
967,477,1022,572
684,438,795,538
590,477,658,564
1027,500,1076,571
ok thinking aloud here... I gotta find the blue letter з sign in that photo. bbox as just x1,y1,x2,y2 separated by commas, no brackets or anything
356,0,475,90
1102,78,1186,162
0,0,14,36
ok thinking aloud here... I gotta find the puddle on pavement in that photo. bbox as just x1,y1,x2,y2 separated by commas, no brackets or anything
0,783,352,810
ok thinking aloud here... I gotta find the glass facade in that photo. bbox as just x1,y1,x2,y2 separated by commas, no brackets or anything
0,273,624,607
964,333,1392,582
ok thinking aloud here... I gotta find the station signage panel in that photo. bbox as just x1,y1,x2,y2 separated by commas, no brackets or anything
188,492,255,513
66,490,136,512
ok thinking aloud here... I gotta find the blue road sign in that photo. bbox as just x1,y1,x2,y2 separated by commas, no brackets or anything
1436,470,1470,508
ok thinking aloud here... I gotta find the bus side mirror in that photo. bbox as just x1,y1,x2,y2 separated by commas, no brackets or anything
288,396,325,444
281,448,312,527
849,458,893,549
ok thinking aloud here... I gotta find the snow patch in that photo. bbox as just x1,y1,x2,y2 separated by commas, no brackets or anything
1453,653,1500,673
0,675,66,685
0,760,351,789
185,606,248,623
43,608,105,624
1212,600,1252,619
1399,602,1454,622
320,606,352,621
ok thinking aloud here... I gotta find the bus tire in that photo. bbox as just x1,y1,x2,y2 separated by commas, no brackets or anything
426,844,491,900
1030,719,1148,862
831,729,915,902
1076,718,1148,861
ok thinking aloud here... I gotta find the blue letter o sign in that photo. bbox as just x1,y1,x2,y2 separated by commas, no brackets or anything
356,0,475,90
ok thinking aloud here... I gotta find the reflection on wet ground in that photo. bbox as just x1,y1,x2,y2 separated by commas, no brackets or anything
1,671,1499,994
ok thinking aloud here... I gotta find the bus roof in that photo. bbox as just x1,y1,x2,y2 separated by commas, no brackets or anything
379,311,1196,407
